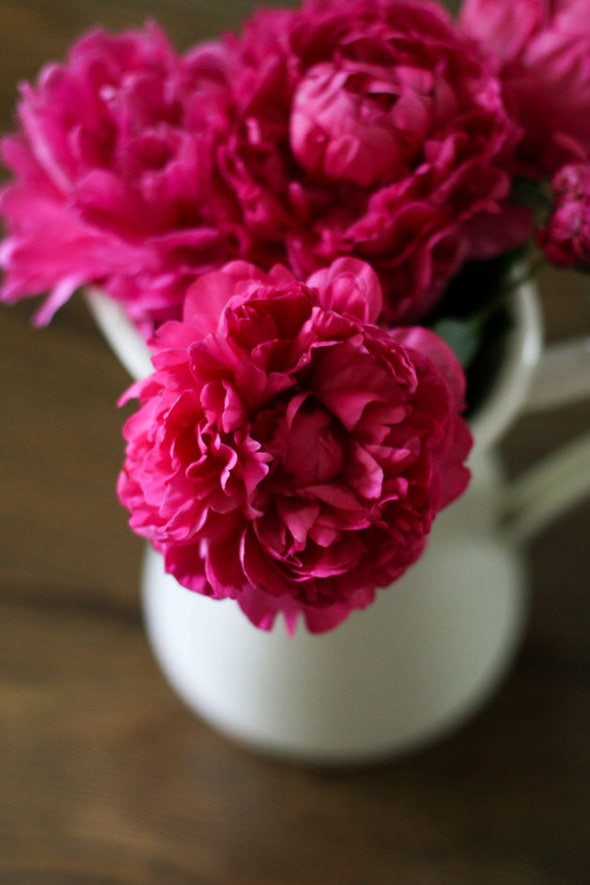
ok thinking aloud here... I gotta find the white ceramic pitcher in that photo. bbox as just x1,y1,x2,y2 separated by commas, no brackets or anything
88,283,590,764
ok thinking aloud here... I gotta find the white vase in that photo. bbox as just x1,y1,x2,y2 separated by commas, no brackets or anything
89,283,590,763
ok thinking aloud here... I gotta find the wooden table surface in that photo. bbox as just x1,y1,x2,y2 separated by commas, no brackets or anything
1,2,589,882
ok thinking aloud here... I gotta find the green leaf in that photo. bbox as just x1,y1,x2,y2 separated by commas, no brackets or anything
432,317,482,368
510,176,552,221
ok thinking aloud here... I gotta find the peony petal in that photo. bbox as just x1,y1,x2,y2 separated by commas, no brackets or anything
277,498,321,548
240,527,292,598
346,443,384,500
204,532,245,598
182,270,236,334
307,257,383,323
162,540,209,595
390,327,467,409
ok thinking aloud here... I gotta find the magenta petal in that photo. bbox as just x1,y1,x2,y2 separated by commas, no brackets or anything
203,531,245,599
302,536,363,578
308,257,383,323
0,187,145,317
319,388,381,431
304,483,361,510
237,583,302,634
241,528,292,598
281,404,344,485
74,169,145,232
182,270,236,334
33,275,84,325
277,499,321,547
347,443,384,500
162,541,209,595
301,601,354,634
390,326,466,408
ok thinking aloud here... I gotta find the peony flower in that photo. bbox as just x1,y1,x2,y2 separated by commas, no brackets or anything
210,0,523,324
0,24,237,331
460,0,590,178
117,258,472,633
537,163,590,268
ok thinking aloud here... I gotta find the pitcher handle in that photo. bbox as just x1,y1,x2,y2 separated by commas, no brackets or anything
500,337,590,543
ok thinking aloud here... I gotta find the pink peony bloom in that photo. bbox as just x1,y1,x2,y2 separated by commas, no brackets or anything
460,0,590,178
117,258,472,633
0,24,236,330
537,163,590,267
211,0,522,323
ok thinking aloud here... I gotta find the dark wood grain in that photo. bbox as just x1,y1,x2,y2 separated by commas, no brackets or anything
1,3,589,883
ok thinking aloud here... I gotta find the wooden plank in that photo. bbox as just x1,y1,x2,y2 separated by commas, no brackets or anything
0,597,588,883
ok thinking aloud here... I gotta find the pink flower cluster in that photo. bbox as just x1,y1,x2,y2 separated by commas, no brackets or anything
118,259,471,632
460,0,590,178
459,0,590,271
1,0,526,330
537,164,590,267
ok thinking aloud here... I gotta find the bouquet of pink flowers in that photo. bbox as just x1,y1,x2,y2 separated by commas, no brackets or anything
1,0,589,633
